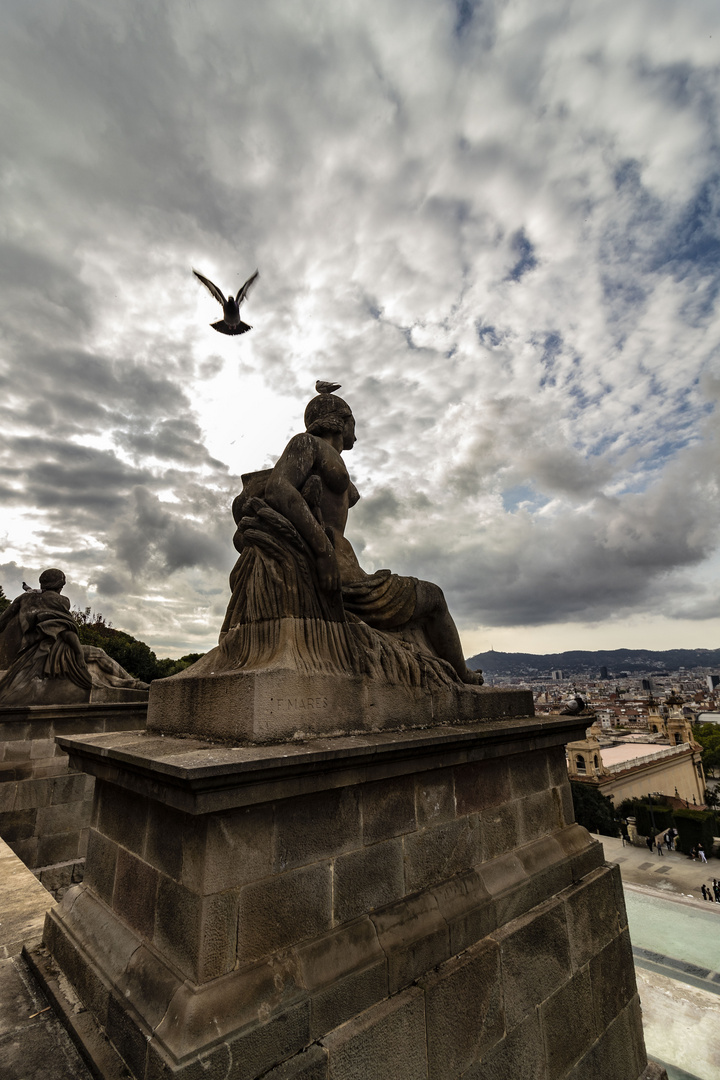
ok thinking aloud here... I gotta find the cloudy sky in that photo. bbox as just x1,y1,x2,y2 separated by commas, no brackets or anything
2,0,720,659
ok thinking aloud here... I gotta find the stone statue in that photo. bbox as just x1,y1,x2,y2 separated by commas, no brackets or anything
220,385,483,687
148,387,533,742
0,569,149,706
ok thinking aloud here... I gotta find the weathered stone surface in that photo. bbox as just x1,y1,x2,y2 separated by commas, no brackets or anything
113,848,158,940
517,788,563,844
97,779,148,857
540,967,596,1079
154,875,238,982
508,750,551,798
36,832,81,867
461,1011,547,1080
479,801,519,860
333,840,404,922
296,918,383,992
431,870,496,954
420,938,504,1079
238,864,332,962
144,800,185,882
454,758,510,816
106,993,149,1079
361,775,415,845
491,896,571,1029
183,803,273,894
565,995,646,1080
262,1046,329,1080
322,986,428,1080
274,788,360,873
230,1002,311,1080
563,865,622,972
589,929,637,1034
370,893,449,994
414,769,455,827
403,817,482,892
154,954,302,1061
36,799,89,836
310,961,388,1040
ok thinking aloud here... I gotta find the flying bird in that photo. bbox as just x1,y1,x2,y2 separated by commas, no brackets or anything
193,268,259,335
315,381,342,394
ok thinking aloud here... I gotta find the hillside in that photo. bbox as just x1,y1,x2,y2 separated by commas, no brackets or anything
465,647,720,678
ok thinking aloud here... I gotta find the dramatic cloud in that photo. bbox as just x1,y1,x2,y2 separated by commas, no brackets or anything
1,0,720,655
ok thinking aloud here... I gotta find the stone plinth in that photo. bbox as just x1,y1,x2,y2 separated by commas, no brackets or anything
0,702,147,890
40,715,650,1080
147,658,533,743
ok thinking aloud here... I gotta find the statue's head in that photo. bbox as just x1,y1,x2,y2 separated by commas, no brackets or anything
39,568,66,593
304,385,356,449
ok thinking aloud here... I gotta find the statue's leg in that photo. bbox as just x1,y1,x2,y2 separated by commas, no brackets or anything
414,581,483,685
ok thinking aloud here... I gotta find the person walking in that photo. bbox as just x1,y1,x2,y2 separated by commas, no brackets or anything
713,879,720,903
691,845,698,861
698,842,708,865
702,885,709,901
664,831,672,852
656,837,664,856
646,835,655,854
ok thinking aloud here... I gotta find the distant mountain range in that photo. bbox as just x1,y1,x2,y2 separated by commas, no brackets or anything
465,647,720,678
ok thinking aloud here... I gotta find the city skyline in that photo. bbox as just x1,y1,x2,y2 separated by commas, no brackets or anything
2,1,720,658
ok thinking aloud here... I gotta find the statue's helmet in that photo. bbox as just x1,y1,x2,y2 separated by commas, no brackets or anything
39,568,66,591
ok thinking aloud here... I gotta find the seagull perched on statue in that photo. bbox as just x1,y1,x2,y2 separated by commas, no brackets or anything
315,381,342,394
192,268,259,335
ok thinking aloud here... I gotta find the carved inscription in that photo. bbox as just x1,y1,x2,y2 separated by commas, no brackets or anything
275,696,329,711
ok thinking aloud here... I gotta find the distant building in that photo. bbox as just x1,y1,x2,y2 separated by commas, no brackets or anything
706,674,720,693
567,701,706,808
552,670,564,681
599,666,609,680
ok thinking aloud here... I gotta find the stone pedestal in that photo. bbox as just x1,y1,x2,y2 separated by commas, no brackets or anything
147,659,533,743
0,702,148,891
40,713,650,1080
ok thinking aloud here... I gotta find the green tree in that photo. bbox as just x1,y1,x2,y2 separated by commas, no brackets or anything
692,723,720,778
570,782,619,837
70,608,204,682
0,584,10,614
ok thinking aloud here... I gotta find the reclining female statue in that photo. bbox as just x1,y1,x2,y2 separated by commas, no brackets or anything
219,386,482,689
0,568,148,705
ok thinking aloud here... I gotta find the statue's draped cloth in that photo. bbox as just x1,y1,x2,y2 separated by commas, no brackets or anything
219,487,458,690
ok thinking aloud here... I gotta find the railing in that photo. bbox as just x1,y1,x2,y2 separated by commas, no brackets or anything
603,742,690,774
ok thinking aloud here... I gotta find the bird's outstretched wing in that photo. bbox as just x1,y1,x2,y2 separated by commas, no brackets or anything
193,269,226,306
211,319,252,336
236,269,259,304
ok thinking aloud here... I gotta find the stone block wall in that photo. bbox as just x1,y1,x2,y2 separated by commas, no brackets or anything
0,703,147,894
41,721,649,1079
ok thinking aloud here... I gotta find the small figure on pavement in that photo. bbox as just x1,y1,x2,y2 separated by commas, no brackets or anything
656,837,664,856
665,831,672,852
698,842,708,864
702,884,709,901
646,835,655,853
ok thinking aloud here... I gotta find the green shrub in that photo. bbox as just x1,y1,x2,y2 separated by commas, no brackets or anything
673,808,716,858
570,782,619,837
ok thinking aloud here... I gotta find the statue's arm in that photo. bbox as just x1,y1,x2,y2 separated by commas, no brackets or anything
265,434,339,589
